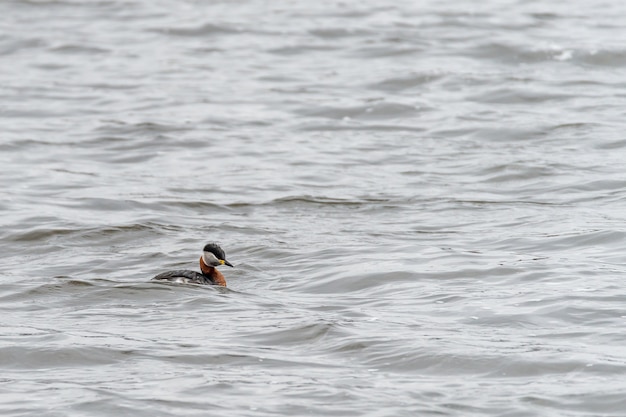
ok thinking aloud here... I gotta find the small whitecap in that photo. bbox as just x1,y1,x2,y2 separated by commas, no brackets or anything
555,50,573,61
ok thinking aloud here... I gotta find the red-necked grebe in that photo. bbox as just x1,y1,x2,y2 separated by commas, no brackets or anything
152,243,234,286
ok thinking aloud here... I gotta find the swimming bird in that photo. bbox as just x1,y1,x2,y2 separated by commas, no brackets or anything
152,243,234,286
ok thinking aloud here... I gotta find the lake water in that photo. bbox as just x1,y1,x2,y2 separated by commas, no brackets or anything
2,1,626,416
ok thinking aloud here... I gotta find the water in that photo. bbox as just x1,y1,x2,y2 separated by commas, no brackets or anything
2,0,626,415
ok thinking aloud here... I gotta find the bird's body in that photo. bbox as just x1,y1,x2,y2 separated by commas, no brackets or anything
152,243,233,287
152,269,214,285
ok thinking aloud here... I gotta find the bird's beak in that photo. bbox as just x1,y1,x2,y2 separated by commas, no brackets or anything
220,259,234,267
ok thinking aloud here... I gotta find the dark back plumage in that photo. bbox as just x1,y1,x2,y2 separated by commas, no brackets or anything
152,270,214,285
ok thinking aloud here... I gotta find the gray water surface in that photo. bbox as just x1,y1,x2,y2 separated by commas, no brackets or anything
2,1,626,416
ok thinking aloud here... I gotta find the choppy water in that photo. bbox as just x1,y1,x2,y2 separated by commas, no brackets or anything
2,0,626,416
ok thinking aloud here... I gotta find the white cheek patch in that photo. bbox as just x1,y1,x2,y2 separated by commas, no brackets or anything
202,251,220,265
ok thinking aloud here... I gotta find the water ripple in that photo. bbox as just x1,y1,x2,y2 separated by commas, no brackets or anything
2,0,626,416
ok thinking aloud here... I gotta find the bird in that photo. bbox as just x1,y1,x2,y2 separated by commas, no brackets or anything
152,243,234,286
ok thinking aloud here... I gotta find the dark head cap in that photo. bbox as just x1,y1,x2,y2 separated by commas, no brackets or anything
203,243,225,259
202,242,233,267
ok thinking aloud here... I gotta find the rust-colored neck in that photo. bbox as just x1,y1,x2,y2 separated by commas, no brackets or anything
199,257,227,287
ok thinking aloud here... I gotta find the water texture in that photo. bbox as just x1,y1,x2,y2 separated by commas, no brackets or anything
1,0,626,416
